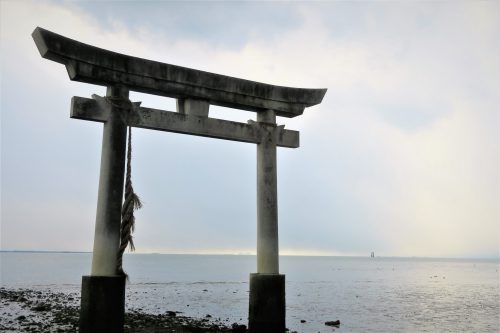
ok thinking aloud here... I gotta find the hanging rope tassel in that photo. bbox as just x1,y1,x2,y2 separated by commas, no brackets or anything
117,126,142,277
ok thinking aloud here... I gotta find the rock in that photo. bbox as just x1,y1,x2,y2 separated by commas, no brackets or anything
166,311,177,317
231,322,247,332
32,303,50,311
325,320,340,326
16,315,26,321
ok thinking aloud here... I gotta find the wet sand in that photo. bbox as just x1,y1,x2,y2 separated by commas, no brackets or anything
0,288,247,332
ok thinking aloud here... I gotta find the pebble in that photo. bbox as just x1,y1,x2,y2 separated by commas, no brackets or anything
325,319,341,326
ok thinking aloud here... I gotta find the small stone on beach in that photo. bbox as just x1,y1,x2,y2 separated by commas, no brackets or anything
325,320,340,326
231,323,246,332
32,303,50,311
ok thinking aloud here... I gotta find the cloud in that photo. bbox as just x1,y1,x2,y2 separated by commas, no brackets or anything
1,0,498,257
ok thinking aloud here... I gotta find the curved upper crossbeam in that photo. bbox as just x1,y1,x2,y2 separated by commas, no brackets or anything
32,27,326,118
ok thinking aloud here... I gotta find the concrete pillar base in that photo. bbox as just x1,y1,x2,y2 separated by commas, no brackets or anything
80,275,126,333
248,273,286,333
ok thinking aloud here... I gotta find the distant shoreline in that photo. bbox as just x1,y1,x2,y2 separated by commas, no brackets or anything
1,250,498,261
0,250,91,254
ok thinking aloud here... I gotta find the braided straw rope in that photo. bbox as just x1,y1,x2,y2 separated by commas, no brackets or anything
117,126,142,277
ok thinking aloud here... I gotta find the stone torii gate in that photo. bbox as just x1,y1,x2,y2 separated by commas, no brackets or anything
33,27,326,333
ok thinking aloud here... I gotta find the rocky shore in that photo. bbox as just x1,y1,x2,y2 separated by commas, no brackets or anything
0,288,246,332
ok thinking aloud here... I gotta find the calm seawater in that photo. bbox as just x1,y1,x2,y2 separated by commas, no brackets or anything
1,253,498,332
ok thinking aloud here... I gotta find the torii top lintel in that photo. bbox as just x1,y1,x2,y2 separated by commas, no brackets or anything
32,27,327,118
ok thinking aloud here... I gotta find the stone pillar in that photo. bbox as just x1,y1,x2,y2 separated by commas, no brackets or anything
249,273,285,333
256,110,279,274
80,86,128,333
80,276,125,333
249,110,286,333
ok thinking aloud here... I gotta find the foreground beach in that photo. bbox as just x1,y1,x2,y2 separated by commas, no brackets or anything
0,288,248,333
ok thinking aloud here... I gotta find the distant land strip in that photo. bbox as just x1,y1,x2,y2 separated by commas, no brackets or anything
0,250,91,253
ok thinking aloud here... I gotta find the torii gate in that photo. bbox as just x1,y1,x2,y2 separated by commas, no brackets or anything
33,27,326,333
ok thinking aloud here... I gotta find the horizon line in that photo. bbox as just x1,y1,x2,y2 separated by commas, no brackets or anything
0,250,498,260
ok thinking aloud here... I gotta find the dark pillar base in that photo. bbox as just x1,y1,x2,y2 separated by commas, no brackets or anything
80,275,126,333
248,273,285,333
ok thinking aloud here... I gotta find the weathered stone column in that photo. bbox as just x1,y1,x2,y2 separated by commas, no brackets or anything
256,110,279,274
80,86,128,333
90,86,129,276
249,110,286,333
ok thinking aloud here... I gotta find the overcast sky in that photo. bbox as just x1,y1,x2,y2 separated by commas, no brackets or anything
1,0,498,258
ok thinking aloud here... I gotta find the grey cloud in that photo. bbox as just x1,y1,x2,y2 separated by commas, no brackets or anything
59,0,302,49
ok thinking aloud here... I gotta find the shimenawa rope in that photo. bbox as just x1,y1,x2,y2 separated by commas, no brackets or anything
117,126,142,277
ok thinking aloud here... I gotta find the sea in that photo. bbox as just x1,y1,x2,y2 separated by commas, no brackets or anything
0,252,498,333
